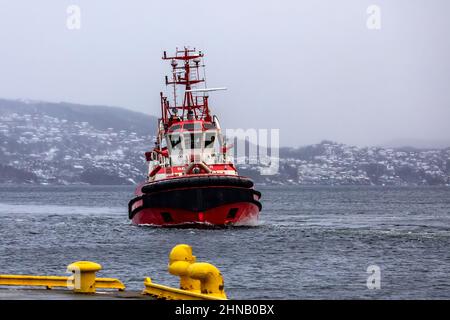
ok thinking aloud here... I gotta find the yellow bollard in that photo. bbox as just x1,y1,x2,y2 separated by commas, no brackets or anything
168,244,200,291
142,244,228,300
66,261,102,293
188,262,227,299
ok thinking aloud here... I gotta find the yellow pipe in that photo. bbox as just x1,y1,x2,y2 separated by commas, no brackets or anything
0,274,70,289
0,274,125,291
95,278,126,291
188,262,227,299
142,277,226,300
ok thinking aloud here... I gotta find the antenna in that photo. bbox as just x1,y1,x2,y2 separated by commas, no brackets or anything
160,47,226,126
185,87,227,93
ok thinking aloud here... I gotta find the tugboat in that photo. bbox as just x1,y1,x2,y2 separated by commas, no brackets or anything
128,47,261,226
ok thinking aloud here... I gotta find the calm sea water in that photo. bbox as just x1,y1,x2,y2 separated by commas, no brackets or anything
1,185,450,299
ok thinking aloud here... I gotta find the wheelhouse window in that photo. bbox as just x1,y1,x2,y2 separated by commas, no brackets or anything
184,132,203,150
204,131,216,148
183,122,202,131
169,134,182,150
169,124,181,132
203,122,215,130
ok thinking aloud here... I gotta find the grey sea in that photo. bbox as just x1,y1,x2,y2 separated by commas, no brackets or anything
1,185,450,299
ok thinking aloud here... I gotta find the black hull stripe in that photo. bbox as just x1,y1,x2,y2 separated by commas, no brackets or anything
128,186,262,220
141,175,254,194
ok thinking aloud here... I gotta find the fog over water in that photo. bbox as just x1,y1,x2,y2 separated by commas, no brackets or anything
0,0,449,147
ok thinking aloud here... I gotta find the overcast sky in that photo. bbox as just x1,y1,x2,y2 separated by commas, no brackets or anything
0,0,449,147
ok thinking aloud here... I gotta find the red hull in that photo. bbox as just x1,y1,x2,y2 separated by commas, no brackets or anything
129,175,261,227
131,201,260,227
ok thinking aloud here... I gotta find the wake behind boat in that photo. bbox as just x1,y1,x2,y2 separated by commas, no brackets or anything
128,47,261,226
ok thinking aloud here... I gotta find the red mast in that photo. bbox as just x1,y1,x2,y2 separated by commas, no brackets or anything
160,47,212,129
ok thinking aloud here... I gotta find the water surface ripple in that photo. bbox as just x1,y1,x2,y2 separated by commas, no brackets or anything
1,185,449,299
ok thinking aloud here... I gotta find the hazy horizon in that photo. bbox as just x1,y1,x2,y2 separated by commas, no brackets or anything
1,0,449,147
